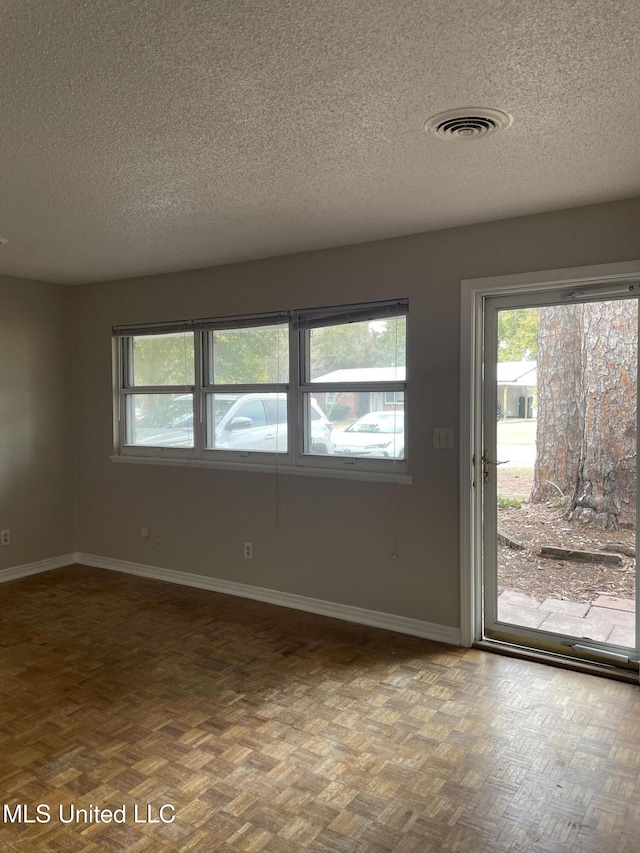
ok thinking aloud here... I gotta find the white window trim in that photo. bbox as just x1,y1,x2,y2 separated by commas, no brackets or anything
113,299,409,480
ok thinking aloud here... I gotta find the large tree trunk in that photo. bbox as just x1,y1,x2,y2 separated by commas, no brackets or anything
531,304,584,501
531,299,637,531
568,300,638,530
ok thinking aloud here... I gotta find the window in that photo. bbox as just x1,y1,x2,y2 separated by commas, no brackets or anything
202,320,289,455
118,329,196,454
298,305,406,464
384,391,404,405
114,300,408,476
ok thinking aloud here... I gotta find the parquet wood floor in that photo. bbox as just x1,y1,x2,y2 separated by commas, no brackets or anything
1,566,640,853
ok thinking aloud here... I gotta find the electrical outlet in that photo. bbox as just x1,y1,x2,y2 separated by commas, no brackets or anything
243,542,253,560
154,530,162,546
0,530,9,546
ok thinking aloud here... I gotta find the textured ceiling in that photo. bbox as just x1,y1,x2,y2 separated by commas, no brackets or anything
1,0,639,284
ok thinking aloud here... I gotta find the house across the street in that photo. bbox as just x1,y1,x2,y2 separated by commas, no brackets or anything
313,367,405,420
497,361,537,420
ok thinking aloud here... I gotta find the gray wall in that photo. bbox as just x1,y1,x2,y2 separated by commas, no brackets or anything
2,199,637,628
71,197,640,630
0,275,75,568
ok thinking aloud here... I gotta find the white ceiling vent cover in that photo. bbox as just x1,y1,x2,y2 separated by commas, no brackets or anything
425,107,513,140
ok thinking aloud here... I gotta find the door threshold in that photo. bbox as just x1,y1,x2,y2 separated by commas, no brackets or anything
475,638,639,683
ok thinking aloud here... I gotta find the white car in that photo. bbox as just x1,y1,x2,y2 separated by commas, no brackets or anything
212,394,333,454
331,411,404,459
133,394,333,454
131,397,194,447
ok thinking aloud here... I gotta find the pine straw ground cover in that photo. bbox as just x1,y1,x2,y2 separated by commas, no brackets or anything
496,467,636,603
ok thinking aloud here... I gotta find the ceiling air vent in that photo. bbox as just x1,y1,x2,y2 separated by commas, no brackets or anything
425,107,512,140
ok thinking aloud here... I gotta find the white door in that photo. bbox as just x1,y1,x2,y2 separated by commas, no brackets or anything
481,287,639,673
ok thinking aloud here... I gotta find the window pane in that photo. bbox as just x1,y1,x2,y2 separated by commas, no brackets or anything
127,394,194,447
307,392,404,459
132,333,194,386
308,316,406,382
210,324,289,385
205,393,288,453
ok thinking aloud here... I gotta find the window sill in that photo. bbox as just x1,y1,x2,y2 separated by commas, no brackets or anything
109,454,412,485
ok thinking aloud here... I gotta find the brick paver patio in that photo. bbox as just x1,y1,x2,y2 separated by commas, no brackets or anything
497,590,636,647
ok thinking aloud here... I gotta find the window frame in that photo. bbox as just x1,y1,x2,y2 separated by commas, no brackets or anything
199,316,292,466
113,300,408,477
116,327,200,460
295,303,407,475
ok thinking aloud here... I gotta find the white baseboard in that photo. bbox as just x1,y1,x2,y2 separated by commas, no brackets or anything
76,552,461,646
0,553,77,585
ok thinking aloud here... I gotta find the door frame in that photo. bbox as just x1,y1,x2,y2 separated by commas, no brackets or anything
459,259,640,653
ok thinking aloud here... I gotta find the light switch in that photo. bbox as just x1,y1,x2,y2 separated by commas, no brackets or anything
433,427,454,449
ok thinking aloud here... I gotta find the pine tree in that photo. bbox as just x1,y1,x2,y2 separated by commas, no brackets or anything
531,300,637,530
